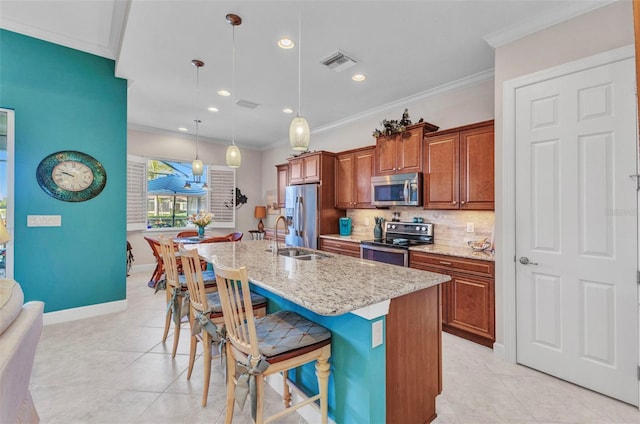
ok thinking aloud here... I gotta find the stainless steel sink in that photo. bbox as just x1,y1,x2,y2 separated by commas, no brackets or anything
276,247,329,260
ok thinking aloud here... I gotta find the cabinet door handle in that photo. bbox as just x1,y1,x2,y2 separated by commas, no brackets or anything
439,261,452,266
461,201,465,205
451,201,457,205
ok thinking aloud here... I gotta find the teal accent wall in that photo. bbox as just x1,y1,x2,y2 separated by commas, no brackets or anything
251,285,386,423
0,29,128,312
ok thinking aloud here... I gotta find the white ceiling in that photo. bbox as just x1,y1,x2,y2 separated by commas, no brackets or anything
0,0,613,150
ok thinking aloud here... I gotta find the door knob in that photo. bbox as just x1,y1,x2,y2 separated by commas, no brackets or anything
519,257,539,265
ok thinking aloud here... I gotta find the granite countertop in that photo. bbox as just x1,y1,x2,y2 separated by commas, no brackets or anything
191,239,450,317
409,244,495,261
320,233,372,243
320,234,495,261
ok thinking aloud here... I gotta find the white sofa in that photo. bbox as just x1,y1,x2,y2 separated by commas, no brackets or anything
0,279,44,424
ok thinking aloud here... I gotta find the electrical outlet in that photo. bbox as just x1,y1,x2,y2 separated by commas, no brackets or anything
372,320,383,348
27,215,62,227
466,222,474,233
364,217,370,226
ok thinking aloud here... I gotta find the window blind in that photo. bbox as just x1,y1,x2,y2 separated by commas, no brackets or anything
209,166,236,228
126,155,147,231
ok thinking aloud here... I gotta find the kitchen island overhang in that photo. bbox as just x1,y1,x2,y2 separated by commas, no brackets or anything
191,240,450,424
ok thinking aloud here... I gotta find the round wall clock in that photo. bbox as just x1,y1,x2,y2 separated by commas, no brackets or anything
36,150,107,202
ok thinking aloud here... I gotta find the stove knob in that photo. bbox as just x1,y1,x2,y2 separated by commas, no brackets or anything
421,226,427,231
415,226,420,231
390,225,396,230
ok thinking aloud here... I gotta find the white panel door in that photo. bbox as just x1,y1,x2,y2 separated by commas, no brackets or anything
515,57,638,405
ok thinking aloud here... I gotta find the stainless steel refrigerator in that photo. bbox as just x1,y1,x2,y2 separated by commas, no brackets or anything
285,184,318,249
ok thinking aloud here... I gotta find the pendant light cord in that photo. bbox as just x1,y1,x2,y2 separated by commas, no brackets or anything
297,12,302,118
232,24,236,146
195,65,200,159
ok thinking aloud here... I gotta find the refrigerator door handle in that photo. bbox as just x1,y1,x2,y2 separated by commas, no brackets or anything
297,196,305,237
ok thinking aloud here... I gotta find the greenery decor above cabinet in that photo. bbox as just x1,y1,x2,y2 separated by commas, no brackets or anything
336,146,375,209
375,122,439,176
423,120,494,210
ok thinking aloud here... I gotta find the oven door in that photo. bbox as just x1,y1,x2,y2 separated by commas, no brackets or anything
360,244,409,267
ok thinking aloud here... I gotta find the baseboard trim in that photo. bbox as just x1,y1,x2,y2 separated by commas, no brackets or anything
43,299,128,325
493,342,507,361
264,373,336,424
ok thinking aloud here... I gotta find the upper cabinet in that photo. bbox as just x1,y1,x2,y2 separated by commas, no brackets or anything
336,146,375,209
424,120,494,210
288,151,337,185
276,163,289,208
374,122,439,176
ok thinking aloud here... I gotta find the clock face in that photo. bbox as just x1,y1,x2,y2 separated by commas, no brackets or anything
52,161,95,192
36,151,107,202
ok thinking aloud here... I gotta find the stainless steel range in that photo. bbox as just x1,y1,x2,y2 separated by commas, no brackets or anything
360,222,434,267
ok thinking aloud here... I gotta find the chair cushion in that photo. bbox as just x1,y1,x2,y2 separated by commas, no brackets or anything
178,269,217,286
205,291,267,314
254,310,331,358
0,279,24,335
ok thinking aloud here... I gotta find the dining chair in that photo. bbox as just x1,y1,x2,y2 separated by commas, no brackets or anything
199,235,233,243
228,232,243,241
157,237,217,358
179,247,268,407
212,262,332,424
143,236,164,288
177,230,198,238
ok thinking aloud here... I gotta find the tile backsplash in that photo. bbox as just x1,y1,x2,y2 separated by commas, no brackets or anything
348,208,495,249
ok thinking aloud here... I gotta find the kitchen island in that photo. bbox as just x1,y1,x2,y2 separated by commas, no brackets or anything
192,239,450,424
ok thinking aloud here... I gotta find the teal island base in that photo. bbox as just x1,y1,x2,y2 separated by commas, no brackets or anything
250,284,442,424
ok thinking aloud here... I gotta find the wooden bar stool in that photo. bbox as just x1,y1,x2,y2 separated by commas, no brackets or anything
157,237,216,358
179,248,268,407
213,262,332,424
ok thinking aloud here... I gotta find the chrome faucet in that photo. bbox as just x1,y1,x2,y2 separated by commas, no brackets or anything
273,215,288,253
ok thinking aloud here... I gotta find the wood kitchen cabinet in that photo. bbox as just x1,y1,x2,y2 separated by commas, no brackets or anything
423,120,494,210
319,237,361,258
374,122,439,176
288,151,336,185
410,251,495,347
276,163,289,208
335,146,375,209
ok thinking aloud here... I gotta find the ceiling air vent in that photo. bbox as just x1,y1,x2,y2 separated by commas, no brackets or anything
321,50,357,72
236,99,260,109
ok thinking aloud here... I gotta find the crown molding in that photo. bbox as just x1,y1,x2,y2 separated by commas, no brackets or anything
484,0,617,48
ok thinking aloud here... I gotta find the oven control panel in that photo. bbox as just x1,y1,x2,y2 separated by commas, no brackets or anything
385,222,433,237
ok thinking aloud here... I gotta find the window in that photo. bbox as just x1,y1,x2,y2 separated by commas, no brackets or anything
127,155,236,231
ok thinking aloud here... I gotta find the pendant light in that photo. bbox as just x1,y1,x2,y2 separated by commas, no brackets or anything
191,59,205,181
225,13,242,168
289,13,310,151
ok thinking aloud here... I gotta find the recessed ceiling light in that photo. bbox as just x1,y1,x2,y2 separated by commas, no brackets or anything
278,38,295,49
217,90,231,97
283,108,294,114
208,107,219,112
352,73,366,82
178,127,188,132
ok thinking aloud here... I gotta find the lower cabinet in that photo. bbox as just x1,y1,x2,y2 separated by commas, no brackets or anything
318,237,361,258
410,251,495,347
263,228,286,244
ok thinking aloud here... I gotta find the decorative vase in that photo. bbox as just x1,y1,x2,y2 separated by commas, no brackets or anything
373,223,383,240
198,226,205,239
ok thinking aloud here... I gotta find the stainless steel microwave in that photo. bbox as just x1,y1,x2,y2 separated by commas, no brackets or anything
371,173,422,206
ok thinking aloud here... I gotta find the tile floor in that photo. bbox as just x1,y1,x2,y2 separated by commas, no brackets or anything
29,270,640,424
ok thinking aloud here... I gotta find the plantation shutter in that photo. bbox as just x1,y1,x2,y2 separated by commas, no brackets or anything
208,166,235,228
127,155,147,231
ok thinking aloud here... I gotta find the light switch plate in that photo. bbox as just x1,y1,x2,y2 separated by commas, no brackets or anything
466,222,474,233
27,215,62,227
372,320,383,348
